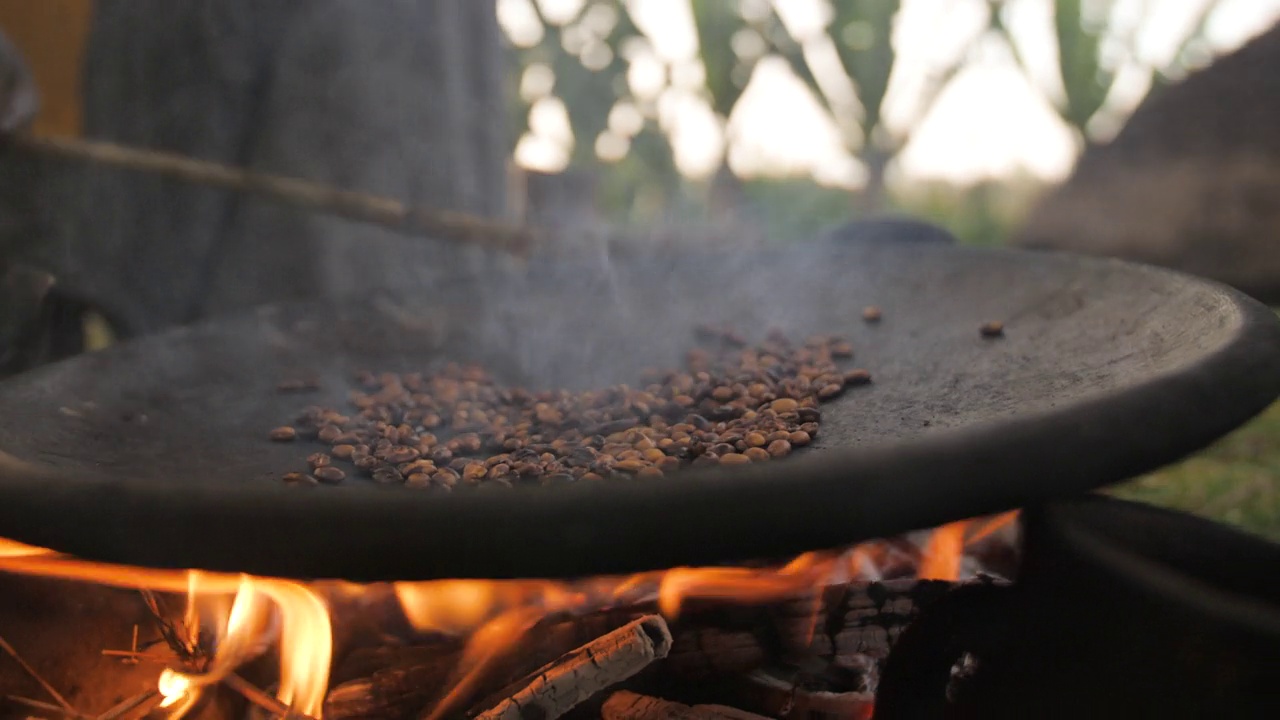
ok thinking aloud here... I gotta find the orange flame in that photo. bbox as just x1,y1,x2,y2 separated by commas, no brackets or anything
918,511,1019,581
0,539,331,719
0,511,1017,719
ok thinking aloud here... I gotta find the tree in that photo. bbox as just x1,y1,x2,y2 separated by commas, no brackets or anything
502,0,978,219
991,0,1222,142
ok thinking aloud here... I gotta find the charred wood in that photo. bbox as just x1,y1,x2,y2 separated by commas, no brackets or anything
601,690,771,720
323,579,954,720
473,616,671,720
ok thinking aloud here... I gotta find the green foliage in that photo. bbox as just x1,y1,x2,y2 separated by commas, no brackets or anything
996,0,1223,136
1114,398,1280,541
690,0,746,117
830,0,897,137
739,177,854,242
512,2,643,165
1052,0,1112,131
502,0,1235,233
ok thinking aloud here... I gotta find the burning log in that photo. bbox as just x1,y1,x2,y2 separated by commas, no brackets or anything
323,579,956,720
601,690,771,720
474,615,671,720
323,642,463,720
738,667,875,720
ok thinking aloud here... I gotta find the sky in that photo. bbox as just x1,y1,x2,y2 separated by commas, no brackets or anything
504,0,1280,188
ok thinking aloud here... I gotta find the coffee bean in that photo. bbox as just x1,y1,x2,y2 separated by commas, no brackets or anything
314,466,345,484
269,426,297,442
767,439,792,458
274,327,872,489
282,472,317,486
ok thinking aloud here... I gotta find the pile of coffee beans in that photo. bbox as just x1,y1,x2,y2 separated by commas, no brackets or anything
270,326,872,489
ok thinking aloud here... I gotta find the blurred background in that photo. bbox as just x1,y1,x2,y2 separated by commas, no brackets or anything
1,0,1278,537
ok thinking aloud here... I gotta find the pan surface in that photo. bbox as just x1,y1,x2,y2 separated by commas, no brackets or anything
0,240,1276,581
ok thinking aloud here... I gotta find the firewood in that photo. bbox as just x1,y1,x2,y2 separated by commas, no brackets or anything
326,614,643,720
739,668,875,720
473,616,672,720
324,579,959,720
601,690,771,720
324,644,463,720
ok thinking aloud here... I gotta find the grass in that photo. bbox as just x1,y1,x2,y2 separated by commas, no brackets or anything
1111,399,1280,541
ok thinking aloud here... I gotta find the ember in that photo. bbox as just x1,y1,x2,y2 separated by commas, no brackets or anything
276,328,871,488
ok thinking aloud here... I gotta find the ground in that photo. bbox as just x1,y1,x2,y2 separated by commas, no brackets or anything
1111,398,1280,541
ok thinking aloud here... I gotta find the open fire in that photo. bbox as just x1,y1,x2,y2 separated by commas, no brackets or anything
0,512,1016,719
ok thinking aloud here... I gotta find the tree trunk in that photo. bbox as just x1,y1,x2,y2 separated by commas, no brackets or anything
28,0,510,336
853,148,890,217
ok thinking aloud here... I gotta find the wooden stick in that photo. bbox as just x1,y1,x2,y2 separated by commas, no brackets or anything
223,673,306,720
7,134,537,258
0,634,76,714
4,694,87,719
601,691,771,720
94,690,162,720
473,615,672,720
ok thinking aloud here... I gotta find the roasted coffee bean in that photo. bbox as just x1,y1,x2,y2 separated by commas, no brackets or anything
770,398,799,413
767,439,792,458
269,426,297,442
378,445,419,461
981,321,1005,338
307,453,331,469
372,467,403,485
314,466,345,484
462,463,488,483
275,327,871,488
863,306,882,323
405,473,432,488
614,459,646,474
817,384,844,401
843,369,872,387
282,472,317,486
710,442,736,457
